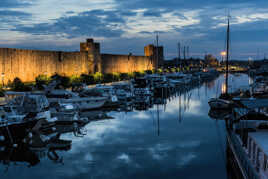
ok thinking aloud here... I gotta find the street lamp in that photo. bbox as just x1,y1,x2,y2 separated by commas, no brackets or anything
220,51,227,67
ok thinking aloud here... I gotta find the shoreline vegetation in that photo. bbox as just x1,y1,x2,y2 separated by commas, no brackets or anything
0,67,190,94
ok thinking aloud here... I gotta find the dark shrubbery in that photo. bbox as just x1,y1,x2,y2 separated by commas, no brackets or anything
93,72,103,84
103,73,114,83
35,75,51,90
51,74,71,88
80,74,94,85
11,77,32,91
145,70,153,74
119,73,129,80
8,70,152,91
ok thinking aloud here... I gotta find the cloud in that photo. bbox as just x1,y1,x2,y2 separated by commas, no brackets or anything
1,0,33,8
13,9,127,38
0,10,32,30
1,0,268,59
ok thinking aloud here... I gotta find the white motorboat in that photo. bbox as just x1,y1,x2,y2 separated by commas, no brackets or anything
0,93,57,143
49,102,88,125
94,84,119,104
46,89,107,111
80,85,119,107
112,82,133,102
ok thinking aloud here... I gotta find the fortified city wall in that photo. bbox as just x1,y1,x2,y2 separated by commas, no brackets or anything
0,38,163,83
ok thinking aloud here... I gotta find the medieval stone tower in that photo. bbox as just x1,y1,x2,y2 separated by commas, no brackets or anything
144,44,164,69
80,38,102,73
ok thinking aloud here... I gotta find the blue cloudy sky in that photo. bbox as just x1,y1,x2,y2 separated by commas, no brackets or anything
0,0,268,60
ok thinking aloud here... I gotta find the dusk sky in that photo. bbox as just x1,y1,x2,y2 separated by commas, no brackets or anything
1,0,268,60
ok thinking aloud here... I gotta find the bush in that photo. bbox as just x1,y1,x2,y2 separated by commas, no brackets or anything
164,68,170,73
128,72,134,79
80,74,94,85
11,77,31,91
112,72,120,81
103,73,113,83
0,89,4,97
93,72,103,83
70,75,81,84
60,76,71,88
139,70,145,76
145,70,153,74
171,68,176,73
50,74,70,88
157,68,163,74
35,75,51,90
119,73,129,80
133,71,141,78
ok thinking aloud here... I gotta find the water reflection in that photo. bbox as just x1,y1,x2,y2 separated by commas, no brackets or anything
0,74,251,179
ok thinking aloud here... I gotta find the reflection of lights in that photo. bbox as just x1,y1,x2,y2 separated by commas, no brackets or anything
221,51,227,56
221,83,226,94
249,77,253,85
203,68,208,72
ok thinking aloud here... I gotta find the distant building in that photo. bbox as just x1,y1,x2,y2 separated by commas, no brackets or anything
204,54,219,67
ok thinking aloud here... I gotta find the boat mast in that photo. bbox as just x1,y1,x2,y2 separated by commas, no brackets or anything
225,16,230,94
177,42,181,67
156,33,159,69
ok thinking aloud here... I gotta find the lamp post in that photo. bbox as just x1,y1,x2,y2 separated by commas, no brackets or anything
221,51,227,69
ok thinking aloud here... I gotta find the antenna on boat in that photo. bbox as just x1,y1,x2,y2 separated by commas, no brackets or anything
156,32,159,69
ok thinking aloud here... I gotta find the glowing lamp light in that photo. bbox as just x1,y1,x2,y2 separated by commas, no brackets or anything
221,83,226,94
221,51,227,56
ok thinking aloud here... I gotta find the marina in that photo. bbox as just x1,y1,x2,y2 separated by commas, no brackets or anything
1,0,268,178
0,71,253,179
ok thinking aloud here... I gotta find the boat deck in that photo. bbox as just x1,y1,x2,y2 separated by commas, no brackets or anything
248,130,268,179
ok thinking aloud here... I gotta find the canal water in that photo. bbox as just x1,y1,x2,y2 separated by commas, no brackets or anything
1,74,250,179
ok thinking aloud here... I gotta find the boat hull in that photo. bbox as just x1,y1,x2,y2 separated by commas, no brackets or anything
208,98,232,109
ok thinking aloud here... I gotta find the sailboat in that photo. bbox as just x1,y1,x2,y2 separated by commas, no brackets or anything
208,16,234,109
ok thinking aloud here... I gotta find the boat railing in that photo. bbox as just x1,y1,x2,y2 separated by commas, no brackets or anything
248,135,268,177
228,131,259,179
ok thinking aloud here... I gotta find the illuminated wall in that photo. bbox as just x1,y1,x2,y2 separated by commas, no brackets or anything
0,39,163,83
101,54,153,74
0,48,89,83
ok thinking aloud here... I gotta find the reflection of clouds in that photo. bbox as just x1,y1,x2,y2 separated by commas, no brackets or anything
84,120,120,142
84,153,94,161
177,153,196,167
117,153,131,163
178,141,201,148
62,119,122,154
133,111,151,120
149,143,172,160
163,96,202,116
148,141,200,162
